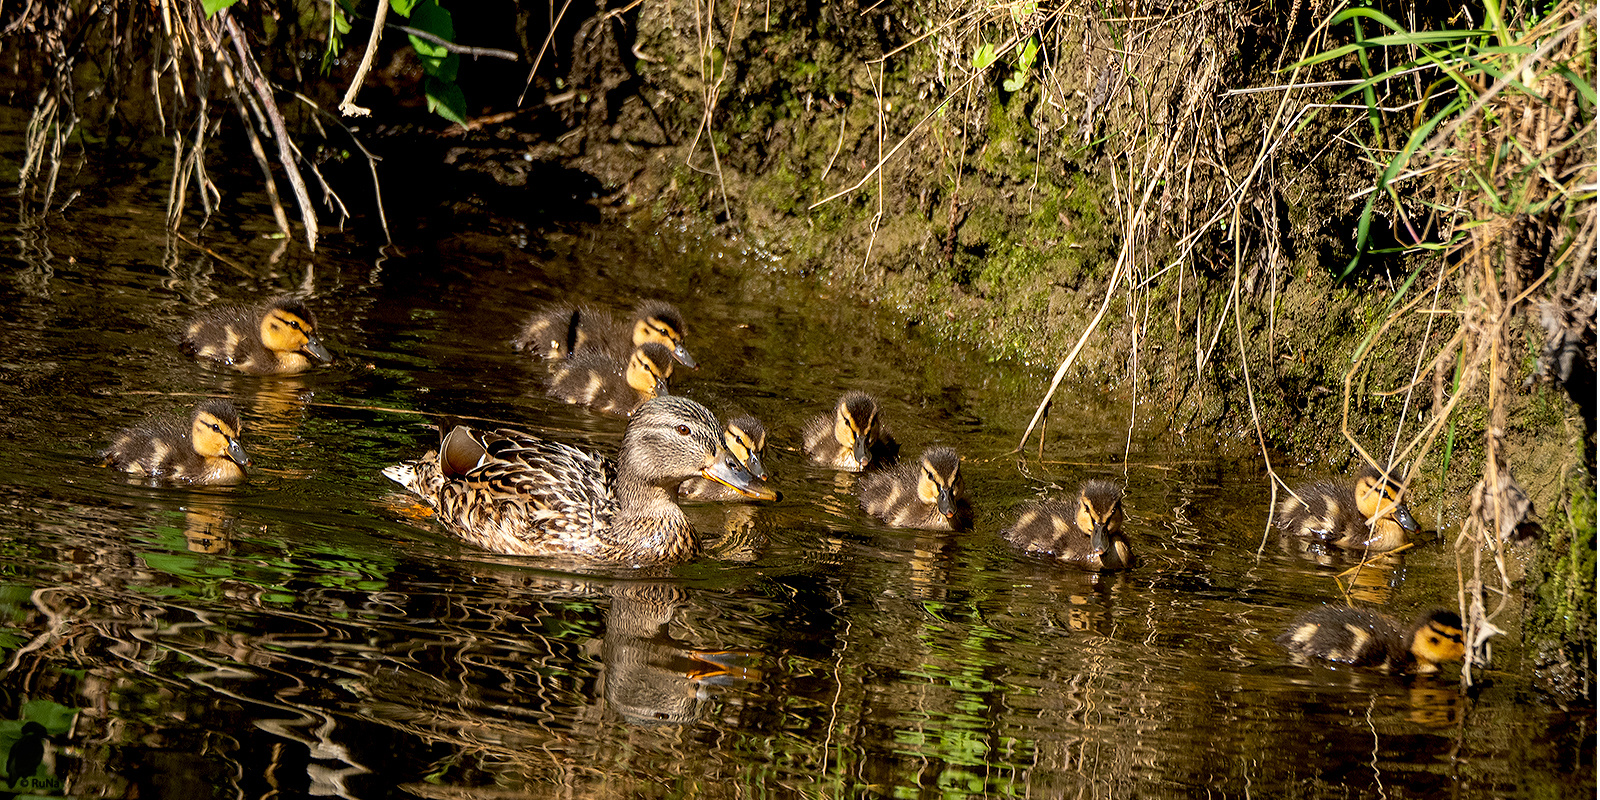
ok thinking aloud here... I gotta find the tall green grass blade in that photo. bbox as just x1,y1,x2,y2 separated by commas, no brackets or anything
1553,64,1597,108
1354,19,1382,143
1342,191,1380,280
1339,103,1456,279
1348,260,1428,363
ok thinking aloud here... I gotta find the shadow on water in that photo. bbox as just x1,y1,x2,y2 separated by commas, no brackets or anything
0,165,1589,798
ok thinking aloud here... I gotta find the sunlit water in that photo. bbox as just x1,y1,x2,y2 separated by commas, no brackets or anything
0,144,1590,798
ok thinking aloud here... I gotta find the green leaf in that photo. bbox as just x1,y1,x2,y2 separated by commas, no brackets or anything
20,700,78,736
202,0,240,16
973,42,998,70
408,0,457,79
425,77,468,124
1016,36,1039,71
389,0,420,17
1002,71,1026,92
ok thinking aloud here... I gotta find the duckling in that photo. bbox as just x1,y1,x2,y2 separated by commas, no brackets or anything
802,391,898,472
382,396,777,564
101,399,250,485
513,300,697,368
1276,465,1420,552
857,446,970,531
679,415,775,502
179,296,333,375
545,342,674,417
1000,479,1132,571
1278,606,1466,674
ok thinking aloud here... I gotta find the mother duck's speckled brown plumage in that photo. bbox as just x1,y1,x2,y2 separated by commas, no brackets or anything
383,397,774,564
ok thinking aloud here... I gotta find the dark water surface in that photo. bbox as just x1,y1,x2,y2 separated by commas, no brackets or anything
0,156,1590,798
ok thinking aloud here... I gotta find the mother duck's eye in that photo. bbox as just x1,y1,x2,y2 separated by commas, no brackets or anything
676,425,691,436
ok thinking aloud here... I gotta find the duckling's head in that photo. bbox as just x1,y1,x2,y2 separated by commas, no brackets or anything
624,342,676,400
1354,466,1420,534
623,397,774,500
259,298,333,364
1075,479,1125,559
189,399,249,467
916,446,964,520
1407,609,1466,672
831,391,882,470
632,301,696,369
723,415,768,481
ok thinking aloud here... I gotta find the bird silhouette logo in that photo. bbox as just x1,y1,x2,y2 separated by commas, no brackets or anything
3,722,45,788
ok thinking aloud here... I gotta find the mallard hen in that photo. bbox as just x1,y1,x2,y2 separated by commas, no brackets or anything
383,396,774,564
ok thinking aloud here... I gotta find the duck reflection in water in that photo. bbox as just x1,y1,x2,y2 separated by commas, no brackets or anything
183,503,235,554
601,582,762,726
1276,534,1406,605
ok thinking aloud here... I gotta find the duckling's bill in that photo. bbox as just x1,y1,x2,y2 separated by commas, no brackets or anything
702,457,778,501
672,341,698,370
303,334,333,364
936,485,957,519
225,437,251,468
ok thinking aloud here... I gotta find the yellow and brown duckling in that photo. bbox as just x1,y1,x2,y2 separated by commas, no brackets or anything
857,446,970,531
513,300,697,368
546,342,675,417
679,415,776,502
179,296,333,375
1276,465,1420,552
382,396,776,564
101,399,250,486
1000,479,1133,571
802,391,899,472
1278,606,1466,674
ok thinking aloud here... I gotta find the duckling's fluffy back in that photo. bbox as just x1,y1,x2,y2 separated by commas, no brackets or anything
857,446,968,530
545,343,672,417
1277,606,1464,673
1276,465,1415,552
180,297,330,375
1000,479,1131,571
102,399,248,485
514,301,694,367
